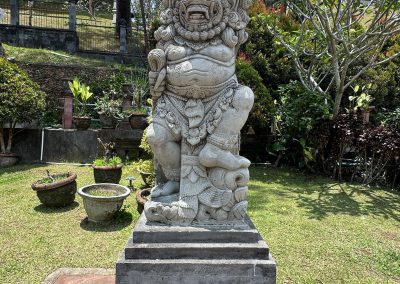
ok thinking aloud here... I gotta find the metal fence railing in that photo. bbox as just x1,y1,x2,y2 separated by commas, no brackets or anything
77,23,120,53
0,0,148,56
127,31,146,57
18,0,69,29
0,0,11,25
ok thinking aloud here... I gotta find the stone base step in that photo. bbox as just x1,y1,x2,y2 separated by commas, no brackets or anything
130,214,261,243
116,253,276,284
124,239,269,260
116,214,277,284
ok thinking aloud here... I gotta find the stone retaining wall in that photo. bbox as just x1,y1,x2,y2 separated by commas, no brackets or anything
0,25,78,53
11,128,144,164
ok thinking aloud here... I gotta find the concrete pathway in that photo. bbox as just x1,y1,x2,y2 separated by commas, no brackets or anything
43,268,115,284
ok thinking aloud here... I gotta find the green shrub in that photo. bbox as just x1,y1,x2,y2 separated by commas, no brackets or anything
380,108,400,131
236,58,275,131
0,58,45,153
269,81,332,168
93,156,122,167
242,13,297,97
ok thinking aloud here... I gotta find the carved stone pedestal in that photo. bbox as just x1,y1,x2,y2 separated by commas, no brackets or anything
116,214,276,284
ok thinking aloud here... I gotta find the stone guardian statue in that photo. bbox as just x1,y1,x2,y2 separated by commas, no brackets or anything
144,0,254,225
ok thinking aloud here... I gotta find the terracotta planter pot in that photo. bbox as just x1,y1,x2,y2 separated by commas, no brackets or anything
31,173,77,207
78,183,131,222
129,113,147,130
135,188,151,214
93,164,123,184
73,116,91,130
0,153,18,167
99,114,118,129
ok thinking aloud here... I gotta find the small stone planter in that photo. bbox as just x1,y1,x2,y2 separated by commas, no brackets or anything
99,114,118,129
0,153,18,167
139,171,153,187
78,183,131,222
129,113,147,130
31,173,77,207
73,116,91,130
93,164,123,184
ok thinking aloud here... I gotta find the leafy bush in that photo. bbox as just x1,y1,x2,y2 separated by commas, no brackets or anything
93,156,122,167
94,95,123,119
90,71,126,99
137,159,154,173
0,58,45,153
68,78,93,117
380,108,400,131
236,58,275,131
242,13,298,97
269,81,331,168
311,113,400,187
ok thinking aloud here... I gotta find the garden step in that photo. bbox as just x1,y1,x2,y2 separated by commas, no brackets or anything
116,253,276,284
124,239,270,260
130,213,261,243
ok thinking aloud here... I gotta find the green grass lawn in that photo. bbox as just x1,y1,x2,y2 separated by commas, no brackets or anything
0,164,399,283
2,44,125,68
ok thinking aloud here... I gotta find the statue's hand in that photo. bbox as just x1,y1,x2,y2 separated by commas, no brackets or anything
149,69,166,99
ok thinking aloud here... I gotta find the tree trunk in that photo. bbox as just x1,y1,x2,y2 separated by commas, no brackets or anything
333,88,343,117
0,128,6,153
6,127,13,153
88,0,93,16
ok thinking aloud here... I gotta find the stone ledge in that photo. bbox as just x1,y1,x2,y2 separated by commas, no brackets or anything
124,239,270,260
116,253,276,284
131,213,261,243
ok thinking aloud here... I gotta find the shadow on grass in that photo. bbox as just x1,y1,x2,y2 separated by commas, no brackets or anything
250,166,400,222
80,210,133,232
34,201,80,213
0,163,47,175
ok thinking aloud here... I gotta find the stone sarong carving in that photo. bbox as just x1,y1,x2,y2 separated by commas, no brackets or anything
144,0,254,225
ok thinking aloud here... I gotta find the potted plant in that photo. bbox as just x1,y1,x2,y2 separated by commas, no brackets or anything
137,159,155,187
126,72,150,130
69,78,93,130
349,84,375,123
93,138,123,183
129,107,148,129
31,171,77,207
94,94,123,129
136,188,151,214
78,183,131,222
0,58,46,167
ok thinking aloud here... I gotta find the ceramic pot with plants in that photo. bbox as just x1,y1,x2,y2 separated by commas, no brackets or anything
93,138,123,183
135,188,151,214
127,72,150,130
31,171,77,207
129,110,148,130
95,94,123,129
69,78,93,130
0,58,46,167
78,183,131,222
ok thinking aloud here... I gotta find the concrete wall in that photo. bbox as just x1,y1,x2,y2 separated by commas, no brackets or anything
10,128,144,164
0,25,78,53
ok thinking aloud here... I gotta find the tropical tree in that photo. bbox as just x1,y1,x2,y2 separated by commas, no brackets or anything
267,0,400,116
0,58,45,153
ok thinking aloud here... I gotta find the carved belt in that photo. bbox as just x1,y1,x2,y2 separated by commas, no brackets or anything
166,77,237,99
